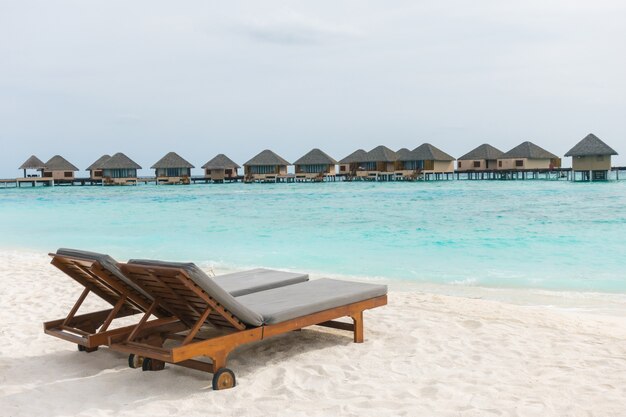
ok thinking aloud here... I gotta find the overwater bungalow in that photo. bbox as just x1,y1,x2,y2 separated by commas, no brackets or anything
338,149,368,176
293,149,337,181
498,141,560,171
100,152,142,185
243,150,290,182
42,155,79,180
202,154,240,182
358,146,397,179
457,144,503,172
86,154,111,180
18,155,45,178
395,148,420,180
410,143,455,175
151,152,194,184
565,133,618,181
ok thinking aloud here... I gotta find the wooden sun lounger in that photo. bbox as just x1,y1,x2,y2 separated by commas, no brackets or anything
44,251,174,351
108,262,387,390
44,250,310,353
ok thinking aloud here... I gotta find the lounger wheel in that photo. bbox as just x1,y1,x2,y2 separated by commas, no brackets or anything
141,358,165,372
128,354,144,369
212,368,236,390
77,344,97,353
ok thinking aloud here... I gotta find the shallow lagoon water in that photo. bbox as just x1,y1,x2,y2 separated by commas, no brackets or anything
0,180,625,293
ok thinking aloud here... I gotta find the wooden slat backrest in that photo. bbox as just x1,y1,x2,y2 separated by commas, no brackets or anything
120,263,246,331
50,254,171,318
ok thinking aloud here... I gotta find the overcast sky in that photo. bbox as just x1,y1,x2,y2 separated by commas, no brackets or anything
1,0,625,177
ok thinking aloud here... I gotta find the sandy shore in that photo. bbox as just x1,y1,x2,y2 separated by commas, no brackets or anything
1,250,625,417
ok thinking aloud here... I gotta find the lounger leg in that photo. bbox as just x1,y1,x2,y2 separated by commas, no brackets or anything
351,311,364,343
211,350,228,372
209,350,237,390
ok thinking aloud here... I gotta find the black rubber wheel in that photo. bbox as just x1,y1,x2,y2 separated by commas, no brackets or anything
77,344,85,352
212,368,236,390
128,354,143,369
141,358,152,371
140,358,165,371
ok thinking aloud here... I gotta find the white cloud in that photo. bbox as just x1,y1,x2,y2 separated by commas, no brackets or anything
240,11,360,45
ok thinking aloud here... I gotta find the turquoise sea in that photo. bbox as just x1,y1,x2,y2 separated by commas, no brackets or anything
1,181,625,293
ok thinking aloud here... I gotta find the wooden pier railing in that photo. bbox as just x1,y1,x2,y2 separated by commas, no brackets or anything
1,167,625,188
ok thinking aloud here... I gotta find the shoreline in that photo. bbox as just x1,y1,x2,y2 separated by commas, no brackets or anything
5,247,626,317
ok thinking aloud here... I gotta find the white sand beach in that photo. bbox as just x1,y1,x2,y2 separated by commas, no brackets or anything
1,250,625,417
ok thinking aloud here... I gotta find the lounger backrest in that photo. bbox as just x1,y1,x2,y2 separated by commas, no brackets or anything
54,248,168,316
127,259,264,327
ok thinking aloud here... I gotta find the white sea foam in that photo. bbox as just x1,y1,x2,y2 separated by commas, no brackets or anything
8,247,625,317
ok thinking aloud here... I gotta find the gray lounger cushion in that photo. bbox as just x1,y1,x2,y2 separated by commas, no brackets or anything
213,268,308,296
127,260,385,327
128,261,308,296
56,248,152,300
128,259,264,327
236,278,388,325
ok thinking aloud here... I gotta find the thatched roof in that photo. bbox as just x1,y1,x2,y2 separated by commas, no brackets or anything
339,149,367,164
396,148,413,161
244,149,290,166
458,144,503,160
365,145,397,162
101,152,142,169
44,155,79,171
202,154,240,169
565,133,618,157
86,154,111,170
19,155,45,170
501,141,557,159
151,152,194,169
410,143,455,161
293,148,337,165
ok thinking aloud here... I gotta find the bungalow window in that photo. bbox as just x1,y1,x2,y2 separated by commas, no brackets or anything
340,165,346,172
104,168,137,178
206,169,212,174
498,161,502,168
43,171,52,177
363,162,377,171
64,171,73,178
515,160,524,167
301,164,326,173
458,161,462,168
473,161,481,168
160,168,188,177
596,155,604,161
225,169,233,175
250,165,276,174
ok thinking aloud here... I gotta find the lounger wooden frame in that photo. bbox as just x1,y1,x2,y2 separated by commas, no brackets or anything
43,254,172,350
108,263,387,384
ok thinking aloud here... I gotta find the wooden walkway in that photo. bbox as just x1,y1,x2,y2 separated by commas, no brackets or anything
455,168,572,181
1,167,625,188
